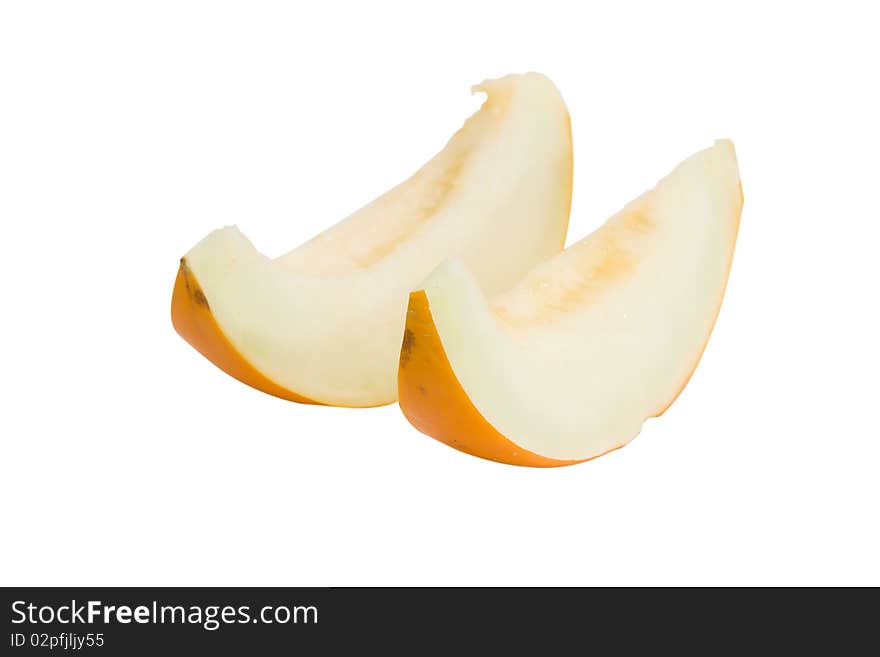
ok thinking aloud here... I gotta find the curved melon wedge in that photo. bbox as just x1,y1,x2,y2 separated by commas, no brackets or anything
172,73,572,407
399,140,743,465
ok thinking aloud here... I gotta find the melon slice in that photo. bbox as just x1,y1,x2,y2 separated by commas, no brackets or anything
398,140,742,465
172,73,572,407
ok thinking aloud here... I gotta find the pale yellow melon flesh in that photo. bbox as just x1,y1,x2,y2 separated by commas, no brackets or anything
399,141,742,463
173,73,573,407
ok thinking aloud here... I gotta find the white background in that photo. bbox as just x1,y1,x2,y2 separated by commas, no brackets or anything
1,1,878,586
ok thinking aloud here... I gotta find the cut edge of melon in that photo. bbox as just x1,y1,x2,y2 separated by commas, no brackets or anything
398,290,626,467
651,179,743,418
171,258,325,406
